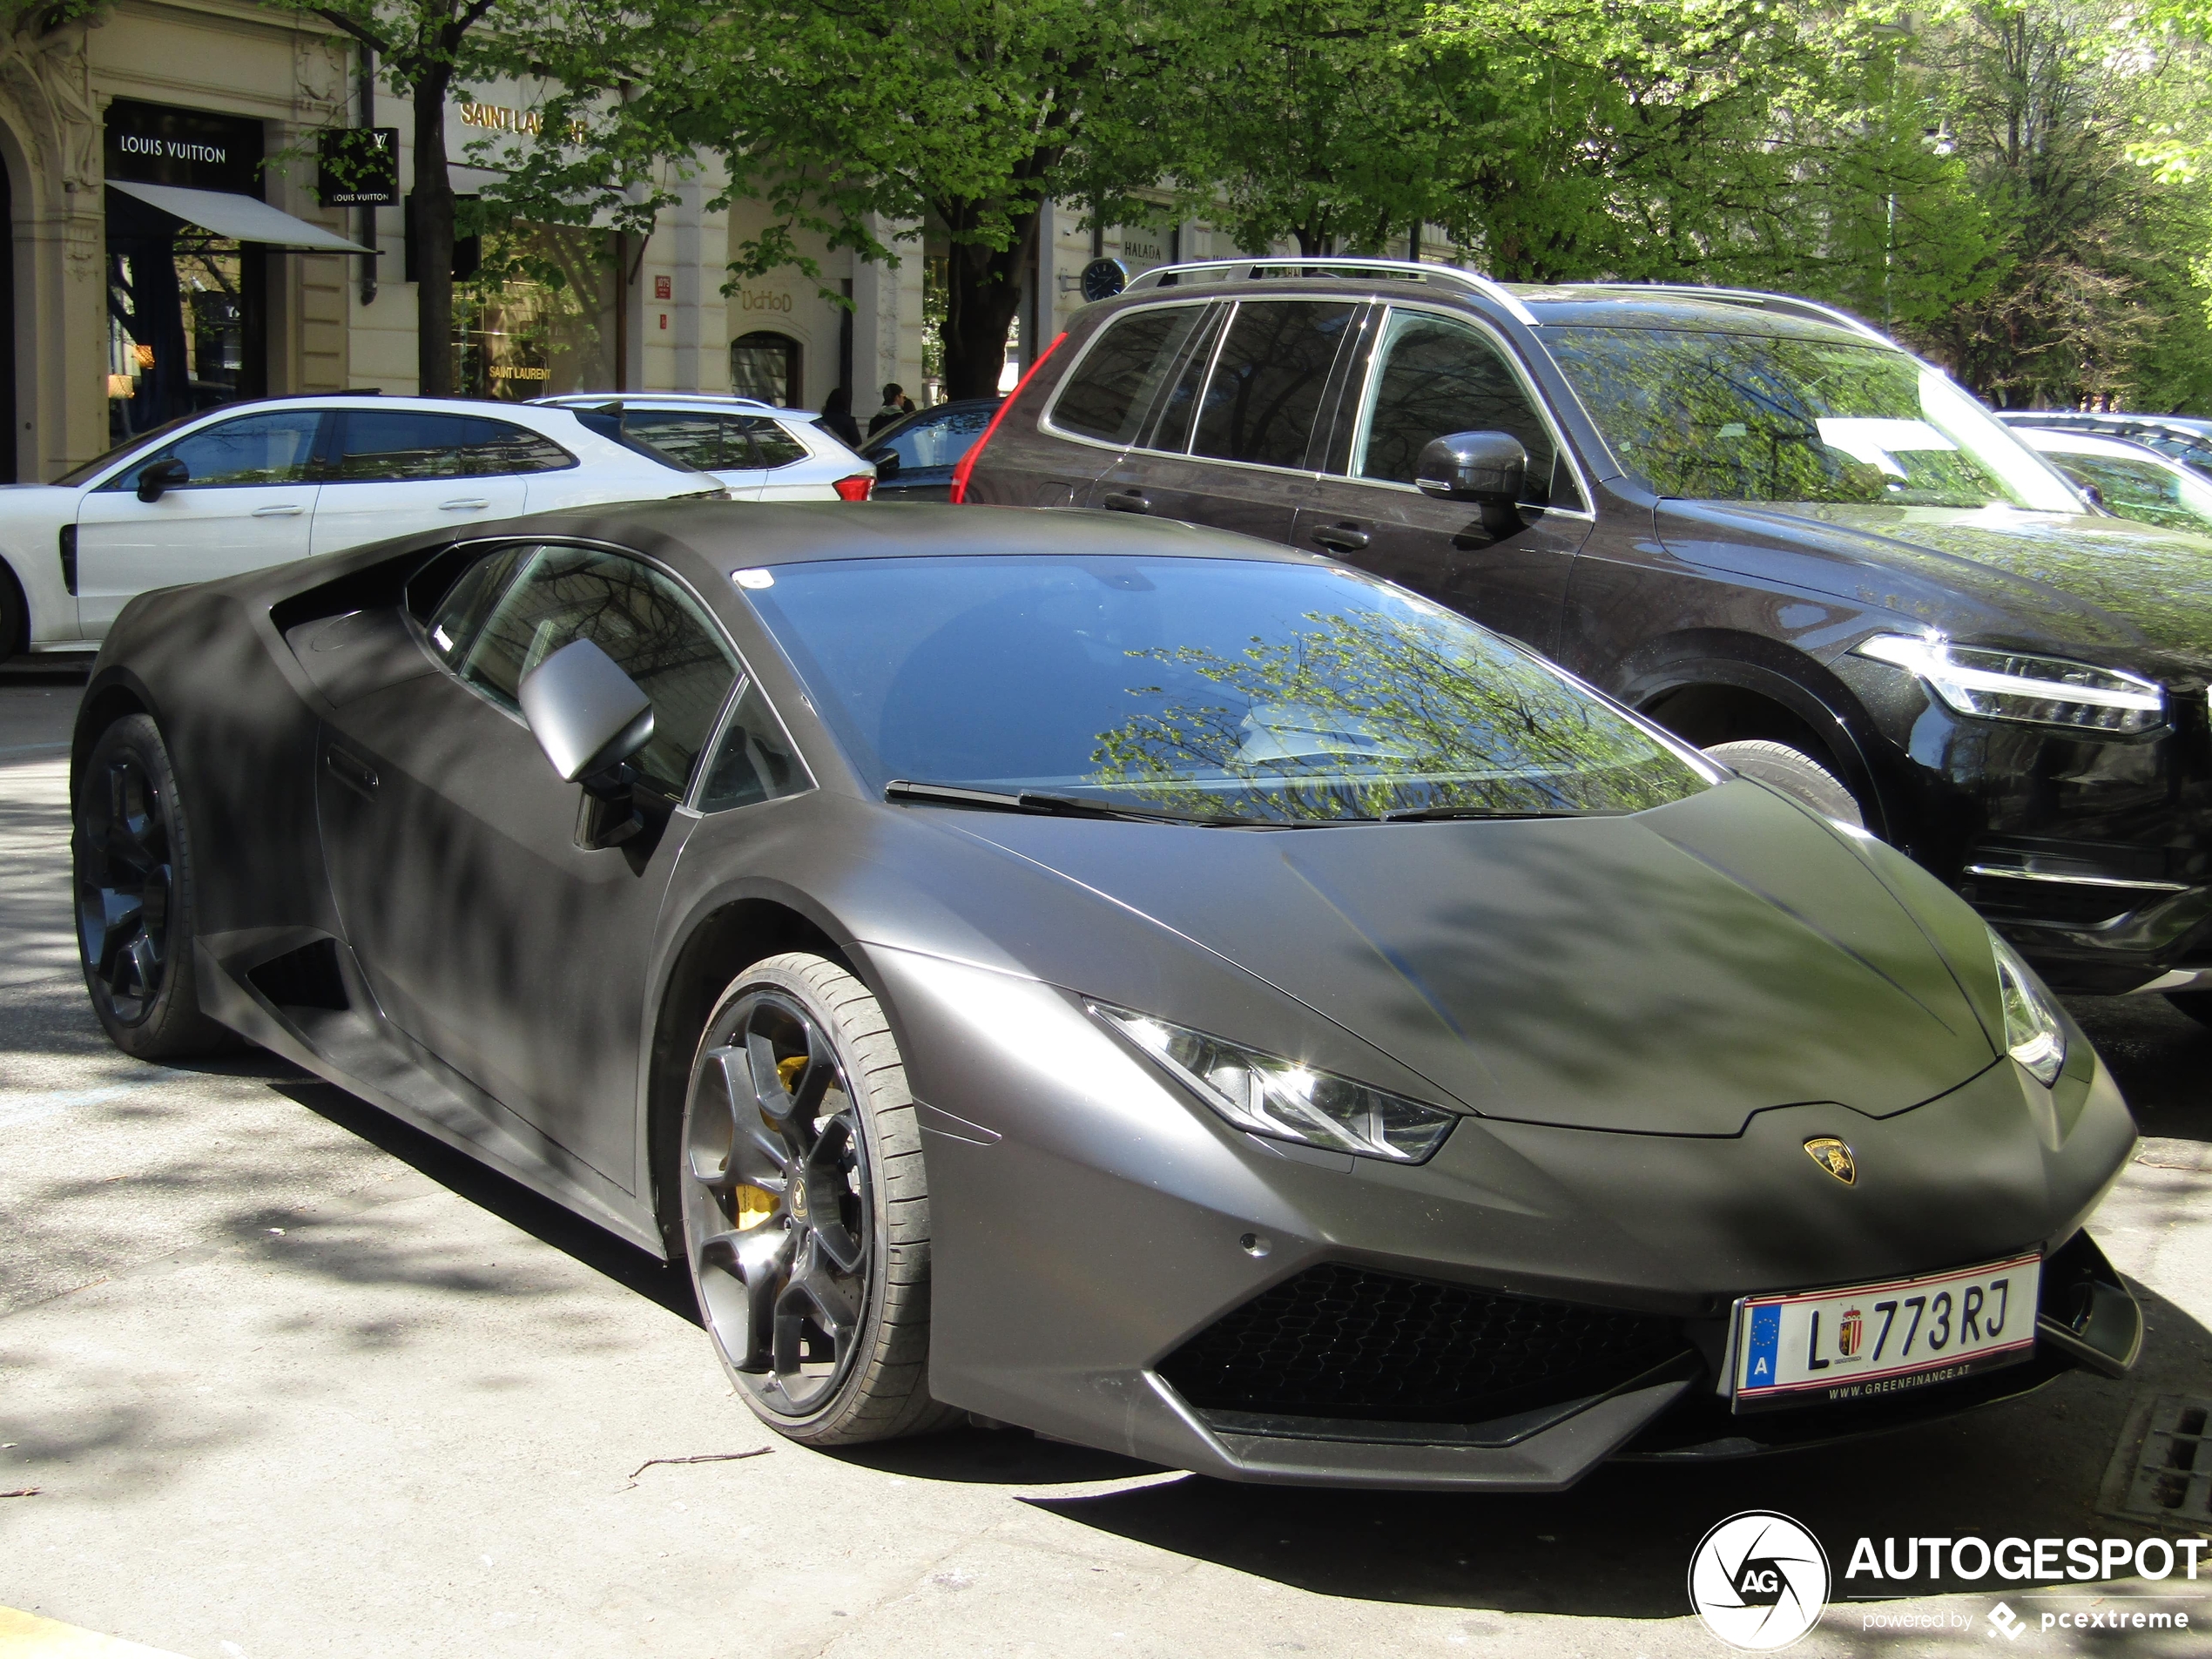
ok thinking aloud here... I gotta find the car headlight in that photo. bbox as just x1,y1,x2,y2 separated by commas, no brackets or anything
1855,633,2164,733
1089,1002,1460,1162
1988,927,2066,1086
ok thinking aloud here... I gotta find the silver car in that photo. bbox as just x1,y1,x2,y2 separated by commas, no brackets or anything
533,394,878,501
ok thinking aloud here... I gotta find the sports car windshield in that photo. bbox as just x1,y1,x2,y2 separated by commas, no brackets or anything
1545,327,2084,512
742,555,1711,824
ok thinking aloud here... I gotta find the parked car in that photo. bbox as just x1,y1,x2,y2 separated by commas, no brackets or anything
74,500,2139,1485
961,260,2212,1000
532,393,875,502
0,394,720,658
1999,409,2212,481
2013,427,2212,536
860,397,1001,501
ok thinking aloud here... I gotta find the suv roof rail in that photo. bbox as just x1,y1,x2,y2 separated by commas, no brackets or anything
1124,258,1539,326
1584,283,1892,347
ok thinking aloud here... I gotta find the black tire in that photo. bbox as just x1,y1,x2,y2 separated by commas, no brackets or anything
0,559,26,662
71,713,237,1057
1704,738,1865,830
677,951,956,1446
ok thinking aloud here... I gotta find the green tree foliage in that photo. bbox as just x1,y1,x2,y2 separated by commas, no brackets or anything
501,0,1191,400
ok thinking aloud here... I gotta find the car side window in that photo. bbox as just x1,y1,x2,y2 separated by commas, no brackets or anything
1049,305,1213,445
741,417,809,469
332,410,576,482
618,410,759,471
696,680,812,811
453,543,740,799
1353,310,1576,509
1191,300,1356,471
99,410,324,491
422,545,528,666
880,406,995,469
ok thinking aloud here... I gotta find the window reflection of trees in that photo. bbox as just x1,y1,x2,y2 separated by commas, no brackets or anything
460,545,738,798
1087,605,1705,822
1359,314,1558,501
1546,328,2021,508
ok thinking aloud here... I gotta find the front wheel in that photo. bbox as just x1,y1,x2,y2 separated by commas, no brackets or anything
676,952,955,1446
72,713,236,1057
1703,738,1865,831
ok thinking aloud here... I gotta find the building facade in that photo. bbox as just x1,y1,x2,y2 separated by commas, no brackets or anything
2,0,1298,483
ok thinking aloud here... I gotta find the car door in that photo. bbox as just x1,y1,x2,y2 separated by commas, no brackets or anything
310,409,558,556
615,408,769,498
1291,306,1595,656
71,408,325,637
316,541,740,1187
1089,298,1354,543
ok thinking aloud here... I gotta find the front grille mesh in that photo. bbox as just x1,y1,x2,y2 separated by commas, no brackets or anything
1158,1264,1686,1426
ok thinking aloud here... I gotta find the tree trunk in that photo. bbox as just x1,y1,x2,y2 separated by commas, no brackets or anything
938,199,1042,401
414,64,456,395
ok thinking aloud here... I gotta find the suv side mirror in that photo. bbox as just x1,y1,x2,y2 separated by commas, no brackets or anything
1416,431,1527,504
518,638,657,848
864,448,900,476
137,457,190,503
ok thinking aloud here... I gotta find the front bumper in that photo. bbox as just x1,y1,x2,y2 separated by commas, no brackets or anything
875,949,2141,1490
1836,657,2212,993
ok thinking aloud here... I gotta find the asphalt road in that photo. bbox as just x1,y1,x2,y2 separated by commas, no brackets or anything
3,665,2209,1659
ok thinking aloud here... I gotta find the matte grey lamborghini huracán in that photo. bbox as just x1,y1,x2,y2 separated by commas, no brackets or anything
73,501,2142,1488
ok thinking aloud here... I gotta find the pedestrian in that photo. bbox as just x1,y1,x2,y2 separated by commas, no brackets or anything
869,382,907,437
819,387,863,448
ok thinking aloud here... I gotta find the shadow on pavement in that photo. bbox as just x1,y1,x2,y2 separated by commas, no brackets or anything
266,1076,699,1321
2067,993,2212,1142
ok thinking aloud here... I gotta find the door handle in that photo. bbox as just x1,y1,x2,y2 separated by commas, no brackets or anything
439,498,492,511
251,504,306,517
1101,490,1151,514
1312,523,1371,553
324,745,379,799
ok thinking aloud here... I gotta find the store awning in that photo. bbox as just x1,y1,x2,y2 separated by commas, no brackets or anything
106,180,376,254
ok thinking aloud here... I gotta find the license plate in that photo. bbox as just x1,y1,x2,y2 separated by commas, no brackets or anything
1731,1252,2040,1413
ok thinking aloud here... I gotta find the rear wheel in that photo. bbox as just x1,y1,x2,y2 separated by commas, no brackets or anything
1703,738,1865,830
677,952,955,1446
72,714,235,1056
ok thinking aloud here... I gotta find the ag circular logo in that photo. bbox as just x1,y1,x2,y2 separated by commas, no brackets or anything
1687,1510,1831,1650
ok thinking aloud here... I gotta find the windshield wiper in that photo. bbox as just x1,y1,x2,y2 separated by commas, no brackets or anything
1379,804,1588,823
883,779,1276,826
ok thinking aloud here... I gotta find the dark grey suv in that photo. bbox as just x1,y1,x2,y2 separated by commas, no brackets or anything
960,259,2212,998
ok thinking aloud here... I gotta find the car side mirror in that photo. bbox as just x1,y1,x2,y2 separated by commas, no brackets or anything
865,448,900,477
517,638,657,849
136,457,190,503
1415,431,1527,504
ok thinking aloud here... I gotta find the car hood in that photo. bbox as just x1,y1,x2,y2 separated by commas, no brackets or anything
944,779,2000,1136
1661,499,2212,673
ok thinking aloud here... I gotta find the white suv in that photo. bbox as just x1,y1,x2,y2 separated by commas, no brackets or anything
0,395,719,655
531,394,877,501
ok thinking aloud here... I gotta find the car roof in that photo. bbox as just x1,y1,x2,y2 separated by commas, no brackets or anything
2001,410,2212,438
1109,259,1890,347
2017,428,2191,465
533,392,802,415
488,499,1330,572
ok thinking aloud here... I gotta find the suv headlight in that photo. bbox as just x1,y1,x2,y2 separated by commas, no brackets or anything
1089,1002,1459,1162
1855,633,2164,733
1988,927,2067,1086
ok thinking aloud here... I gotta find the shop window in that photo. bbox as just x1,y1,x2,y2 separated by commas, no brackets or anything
102,100,267,443
455,224,617,401
731,332,801,406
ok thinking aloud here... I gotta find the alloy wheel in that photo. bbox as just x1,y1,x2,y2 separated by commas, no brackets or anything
77,752,175,1026
684,988,873,1417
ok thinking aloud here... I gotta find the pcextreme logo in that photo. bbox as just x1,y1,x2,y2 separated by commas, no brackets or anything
1688,1511,1832,1650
